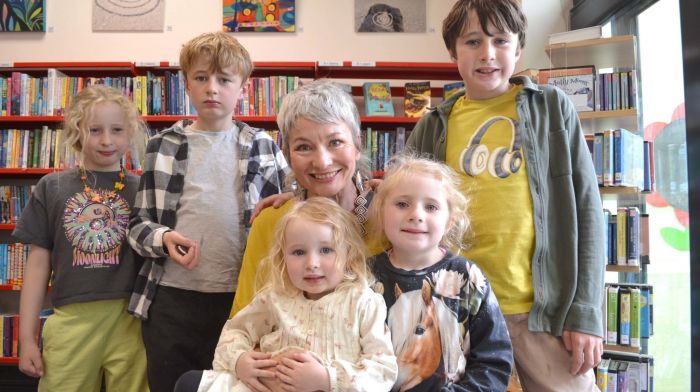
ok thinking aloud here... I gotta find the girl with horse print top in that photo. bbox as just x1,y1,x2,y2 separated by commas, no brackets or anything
368,156,512,391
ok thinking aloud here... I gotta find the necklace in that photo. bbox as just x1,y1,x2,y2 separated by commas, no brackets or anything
79,165,126,203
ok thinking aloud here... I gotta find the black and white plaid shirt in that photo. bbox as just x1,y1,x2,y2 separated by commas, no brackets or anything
127,119,289,320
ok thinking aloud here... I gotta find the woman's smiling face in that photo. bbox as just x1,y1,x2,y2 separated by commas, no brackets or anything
286,117,361,199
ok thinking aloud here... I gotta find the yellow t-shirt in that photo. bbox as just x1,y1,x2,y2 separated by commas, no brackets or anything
445,85,535,315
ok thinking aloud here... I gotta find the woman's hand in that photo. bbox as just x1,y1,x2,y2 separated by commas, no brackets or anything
250,192,295,223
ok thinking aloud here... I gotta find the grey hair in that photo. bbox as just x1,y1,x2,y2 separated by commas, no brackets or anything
277,79,362,152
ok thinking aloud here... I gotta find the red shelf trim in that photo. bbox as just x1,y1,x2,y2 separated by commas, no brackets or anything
0,357,19,364
0,168,59,174
0,284,21,291
2,115,419,124
0,116,63,123
0,224,16,230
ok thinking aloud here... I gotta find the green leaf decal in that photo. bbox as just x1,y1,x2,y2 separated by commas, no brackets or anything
660,227,690,251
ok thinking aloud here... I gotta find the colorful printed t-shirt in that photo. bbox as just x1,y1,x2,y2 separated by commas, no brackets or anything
445,85,535,314
370,251,513,391
13,168,140,307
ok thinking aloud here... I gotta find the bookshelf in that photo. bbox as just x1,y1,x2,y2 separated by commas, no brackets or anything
546,35,654,388
0,60,461,363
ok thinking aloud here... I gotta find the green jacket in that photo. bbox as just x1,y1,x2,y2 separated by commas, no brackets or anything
407,76,605,337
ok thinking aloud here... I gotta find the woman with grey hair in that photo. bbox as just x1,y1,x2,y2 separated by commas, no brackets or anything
231,79,375,315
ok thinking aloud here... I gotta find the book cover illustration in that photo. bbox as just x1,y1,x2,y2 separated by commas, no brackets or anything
443,81,464,101
403,81,431,118
538,66,596,112
363,81,394,116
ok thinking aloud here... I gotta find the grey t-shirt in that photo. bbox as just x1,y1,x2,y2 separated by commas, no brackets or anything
160,125,244,292
12,168,140,307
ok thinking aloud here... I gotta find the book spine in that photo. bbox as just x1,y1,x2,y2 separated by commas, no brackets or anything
619,287,631,345
631,287,641,348
607,285,619,344
627,207,640,265
603,129,615,186
617,208,628,265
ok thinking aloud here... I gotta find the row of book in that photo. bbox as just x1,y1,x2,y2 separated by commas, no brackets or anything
0,127,145,170
537,66,636,112
1,185,32,225
0,243,28,286
1,313,50,359
596,353,654,392
0,70,302,118
603,208,649,266
361,81,464,118
605,284,653,348
585,129,654,191
361,127,408,177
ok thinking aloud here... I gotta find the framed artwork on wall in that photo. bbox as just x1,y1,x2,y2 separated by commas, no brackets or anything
0,0,45,32
92,0,166,32
223,0,296,33
355,0,426,33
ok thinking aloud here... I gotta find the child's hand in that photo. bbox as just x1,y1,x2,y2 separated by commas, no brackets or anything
250,192,295,224
562,329,603,376
276,351,330,392
18,343,44,378
163,231,200,270
236,351,278,392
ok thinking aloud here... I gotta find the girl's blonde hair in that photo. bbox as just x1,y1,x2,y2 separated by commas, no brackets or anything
63,85,147,164
368,155,471,252
257,197,369,296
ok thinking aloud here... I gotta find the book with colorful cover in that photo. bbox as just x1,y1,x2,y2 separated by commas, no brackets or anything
403,81,431,118
363,82,394,116
443,81,464,100
539,66,596,112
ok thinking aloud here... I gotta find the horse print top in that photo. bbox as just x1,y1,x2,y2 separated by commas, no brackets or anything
369,250,513,392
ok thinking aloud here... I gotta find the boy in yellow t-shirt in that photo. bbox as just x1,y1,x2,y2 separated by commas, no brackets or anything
407,1,605,391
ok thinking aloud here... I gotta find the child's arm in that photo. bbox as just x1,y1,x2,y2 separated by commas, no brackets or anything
213,292,277,374
18,245,51,378
559,90,606,352
458,270,512,391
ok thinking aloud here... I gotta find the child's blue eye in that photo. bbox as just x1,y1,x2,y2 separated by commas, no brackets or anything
320,247,334,255
292,249,305,256
396,201,409,208
426,204,439,212
466,39,479,46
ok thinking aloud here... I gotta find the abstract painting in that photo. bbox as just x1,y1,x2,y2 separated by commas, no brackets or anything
223,0,295,33
355,0,426,33
0,0,45,32
93,0,165,32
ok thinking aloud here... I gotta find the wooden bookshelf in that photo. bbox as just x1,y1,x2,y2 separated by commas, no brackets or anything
545,35,637,69
599,186,643,195
578,108,638,131
604,344,642,354
606,264,641,273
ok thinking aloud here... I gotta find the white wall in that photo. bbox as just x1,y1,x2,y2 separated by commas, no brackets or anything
0,0,571,70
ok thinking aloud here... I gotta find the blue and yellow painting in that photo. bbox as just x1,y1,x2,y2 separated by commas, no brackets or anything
0,0,44,32
223,0,295,32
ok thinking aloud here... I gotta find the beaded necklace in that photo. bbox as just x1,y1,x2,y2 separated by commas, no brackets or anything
79,165,126,203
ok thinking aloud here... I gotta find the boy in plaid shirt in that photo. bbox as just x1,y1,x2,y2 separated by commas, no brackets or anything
127,31,288,392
